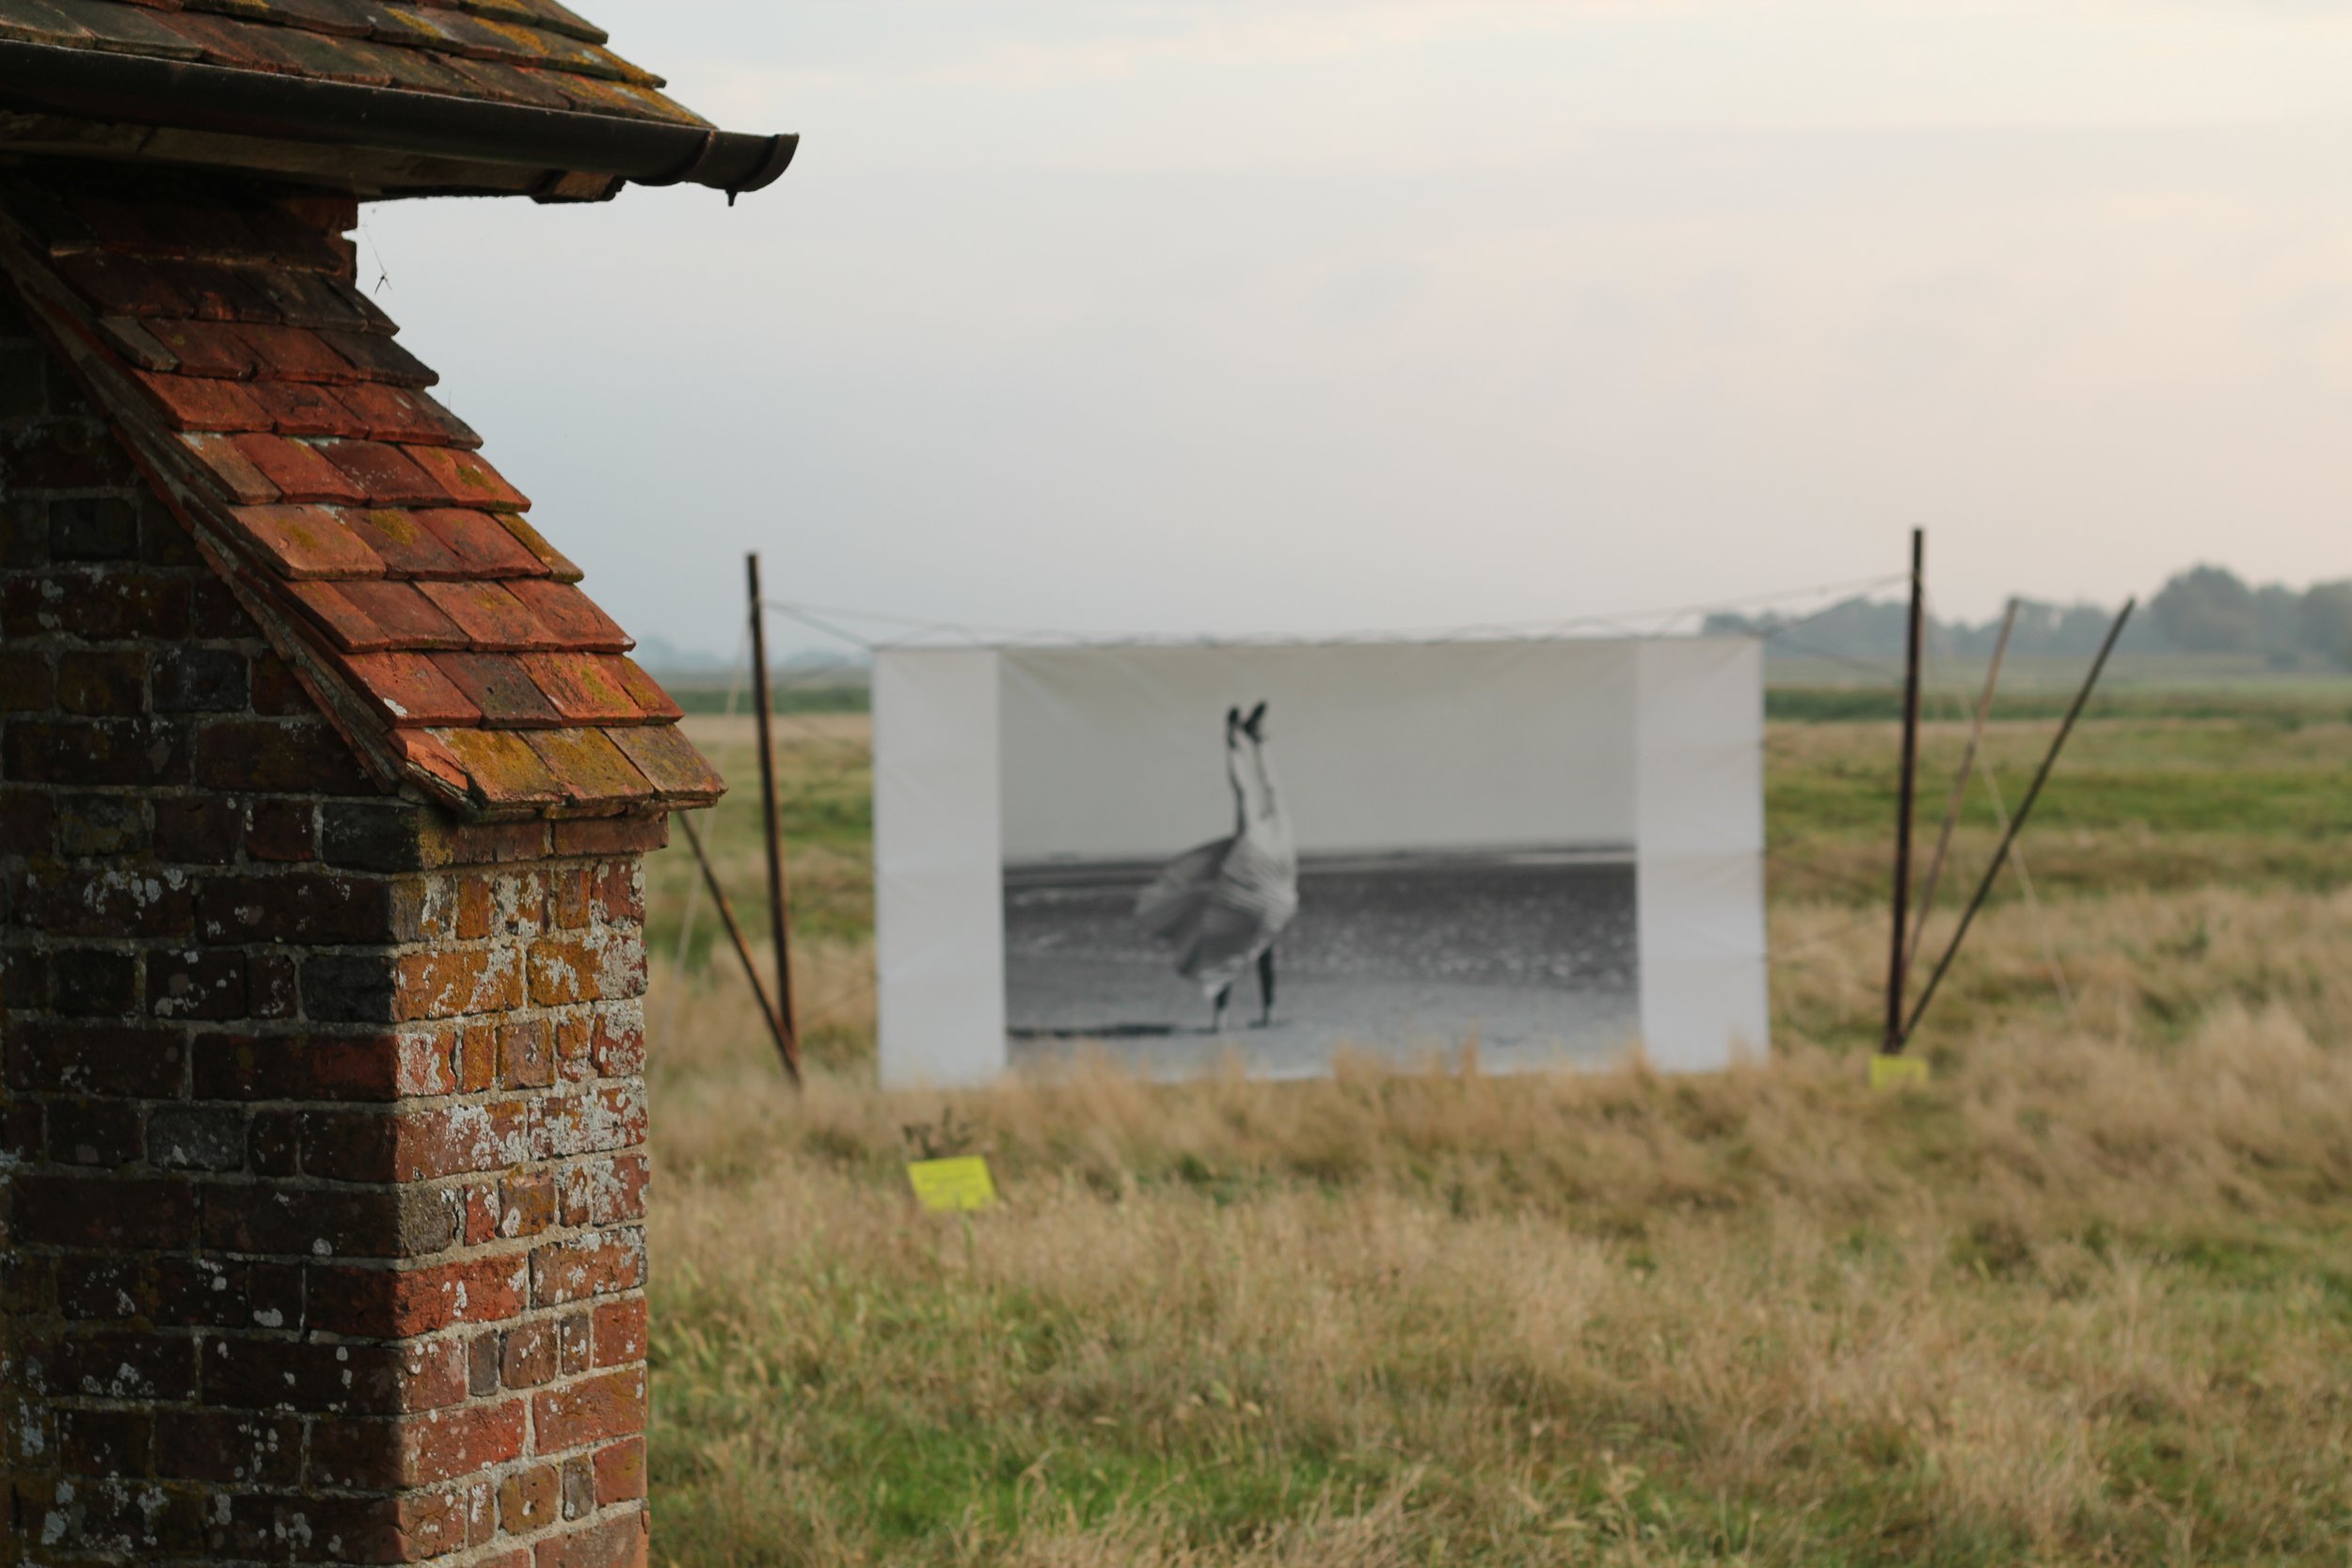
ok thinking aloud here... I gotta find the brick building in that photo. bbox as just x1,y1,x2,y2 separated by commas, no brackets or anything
0,6,792,1563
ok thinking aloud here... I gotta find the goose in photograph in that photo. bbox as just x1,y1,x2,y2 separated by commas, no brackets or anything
1135,701,1301,1031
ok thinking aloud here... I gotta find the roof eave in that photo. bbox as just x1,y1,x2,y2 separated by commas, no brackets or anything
0,39,797,201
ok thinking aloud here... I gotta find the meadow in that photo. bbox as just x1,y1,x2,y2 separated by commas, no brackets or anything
637,689,2352,1566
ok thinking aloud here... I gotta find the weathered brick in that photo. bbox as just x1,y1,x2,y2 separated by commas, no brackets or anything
501,1319,557,1389
555,1153,649,1231
150,1257,301,1330
152,645,249,712
562,1455,596,1520
3,720,187,788
469,1331,502,1399
243,797,315,861
40,568,192,640
309,1398,526,1487
550,815,666,857
302,1098,532,1182
301,952,398,1022
501,1168,556,1240
0,646,53,710
462,1180,502,1246
56,792,147,855
559,1311,593,1376
416,815,550,868
500,1015,554,1088
203,1336,468,1416
248,651,315,715
552,866,593,929
146,1104,246,1171
536,1084,648,1161
152,1411,302,1486
0,784,55,853
11,1176,195,1249
591,1298,648,1369
247,1108,300,1176
56,1410,150,1477
148,947,247,1020
56,649,147,716
320,799,428,871
396,944,525,1020
47,497,138,562
46,1101,143,1166
596,861,646,927
192,719,374,793
51,946,139,1015
23,860,197,937
556,1012,595,1082
202,1180,453,1259
198,871,401,945
5,1021,186,1095
191,1032,410,1101
499,1464,563,1535
152,795,244,863
532,1505,646,1568
310,1253,531,1337
26,1330,199,1402
54,1256,147,1322
532,1368,648,1455
532,1228,646,1308
593,1436,647,1506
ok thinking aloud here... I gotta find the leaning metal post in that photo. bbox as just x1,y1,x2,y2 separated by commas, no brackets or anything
745,552,803,1084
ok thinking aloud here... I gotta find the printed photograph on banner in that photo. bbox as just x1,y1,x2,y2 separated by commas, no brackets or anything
996,642,1645,1078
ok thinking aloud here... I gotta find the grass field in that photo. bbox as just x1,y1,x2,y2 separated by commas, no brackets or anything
637,698,2352,1566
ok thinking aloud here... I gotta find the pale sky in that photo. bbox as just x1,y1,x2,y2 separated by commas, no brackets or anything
368,1,2352,658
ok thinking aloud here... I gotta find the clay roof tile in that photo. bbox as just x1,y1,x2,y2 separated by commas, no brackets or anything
247,379,360,437
234,323,363,383
417,578,564,650
335,650,484,726
230,503,389,578
409,508,545,578
503,578,628,651
495,513,576,579
229,432,368,503
341,506,469,577
520,726,658,812
135,371,275,433
515,650,643,724
607,723,723,803
430,649,563,726
148,320,261,379
2,175,721,819
426,726,567,809
404,444,528,510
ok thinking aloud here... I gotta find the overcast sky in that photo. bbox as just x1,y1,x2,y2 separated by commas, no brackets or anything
368,1,2352,658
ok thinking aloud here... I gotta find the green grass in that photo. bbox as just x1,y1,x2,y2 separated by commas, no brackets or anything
640,699,2352,1566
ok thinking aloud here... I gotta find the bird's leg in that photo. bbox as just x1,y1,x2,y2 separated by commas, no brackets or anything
1211,983,1232,1035
1256,948,1277,1027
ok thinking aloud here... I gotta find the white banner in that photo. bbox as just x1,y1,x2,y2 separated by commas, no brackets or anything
873,638,1765,1087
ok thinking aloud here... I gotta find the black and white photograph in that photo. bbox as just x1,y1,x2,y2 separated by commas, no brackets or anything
993,642,1647,1077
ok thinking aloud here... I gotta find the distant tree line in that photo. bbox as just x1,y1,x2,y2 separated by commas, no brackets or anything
1706,565,2352,670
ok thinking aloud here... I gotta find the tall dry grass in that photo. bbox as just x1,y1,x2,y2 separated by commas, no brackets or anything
641,888,2352,1566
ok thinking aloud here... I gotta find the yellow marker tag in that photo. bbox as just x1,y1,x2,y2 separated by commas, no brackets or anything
1869,1055,1931,1091
907,1156,997,1212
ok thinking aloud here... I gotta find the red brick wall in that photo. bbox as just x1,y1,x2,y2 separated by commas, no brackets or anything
3,290,660,1565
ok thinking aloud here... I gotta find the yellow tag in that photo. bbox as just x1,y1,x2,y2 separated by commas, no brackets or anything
907,1156,997,1212
1869,1055,1931,1091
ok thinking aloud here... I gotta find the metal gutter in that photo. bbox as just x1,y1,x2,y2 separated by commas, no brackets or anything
0,39,797,198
